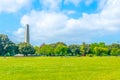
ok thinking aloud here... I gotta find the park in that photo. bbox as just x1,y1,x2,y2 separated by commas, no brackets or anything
0,33,120,80
0,56,120,80
0,25,120,80
0,0,120,80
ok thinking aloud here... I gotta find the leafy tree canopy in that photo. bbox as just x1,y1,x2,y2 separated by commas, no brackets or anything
18,42,35,56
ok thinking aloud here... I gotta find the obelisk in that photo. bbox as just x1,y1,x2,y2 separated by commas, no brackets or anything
25,24,30,43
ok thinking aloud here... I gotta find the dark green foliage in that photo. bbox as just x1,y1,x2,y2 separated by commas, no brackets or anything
0,34,9,55
34,46,40,55
18,42,35,56
110,48,120,56
0,34,18,56
109,43,120,49
35,42,68,56
54,44,68,56
94,47,109,56
34,42,120,56
89,43,98,54
80,42,90,56
68,44,80,56
4,42,18,56
39,44,54,56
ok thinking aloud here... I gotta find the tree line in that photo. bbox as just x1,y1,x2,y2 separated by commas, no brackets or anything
0,34,120,56
34,42,120,56
0,34,34,56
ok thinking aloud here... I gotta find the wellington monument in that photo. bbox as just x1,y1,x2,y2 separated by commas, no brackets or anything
25,24,30,43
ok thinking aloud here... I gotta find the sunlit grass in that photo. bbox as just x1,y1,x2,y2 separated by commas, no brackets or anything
0,56,120,80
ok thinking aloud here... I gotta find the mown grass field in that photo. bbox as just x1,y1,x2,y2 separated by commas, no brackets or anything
0,56,120,80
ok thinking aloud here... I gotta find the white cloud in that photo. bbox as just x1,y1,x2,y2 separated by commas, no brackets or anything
15,0,120,44
14,28,24,42
66,10,76,15
84,0,94,6
40,0,62,11
0,0,31,13
97,0,107,11
20,10,68,41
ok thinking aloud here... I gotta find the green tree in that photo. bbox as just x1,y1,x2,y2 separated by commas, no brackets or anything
94,47,108,56
18,42,35,56
80,42,90,56
98,42,105,47
4,42,18,56
0,34,9,55
54,44,68,56
110,43,120,49
39,44,54,56
116,49,120,56
68,44,80,56
49,42,67,48
110,48,120,56
89,43,98,54
34,46,40,55
0,34,17,56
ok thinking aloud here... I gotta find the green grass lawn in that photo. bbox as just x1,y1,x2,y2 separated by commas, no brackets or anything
0,56,120,80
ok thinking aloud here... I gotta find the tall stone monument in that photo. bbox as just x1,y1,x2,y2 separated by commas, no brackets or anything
25,24,30,43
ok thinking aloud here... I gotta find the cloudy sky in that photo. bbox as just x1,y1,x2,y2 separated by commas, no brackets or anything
0,0,120,45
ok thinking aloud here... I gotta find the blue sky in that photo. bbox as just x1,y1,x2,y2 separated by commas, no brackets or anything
0,0,120,45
